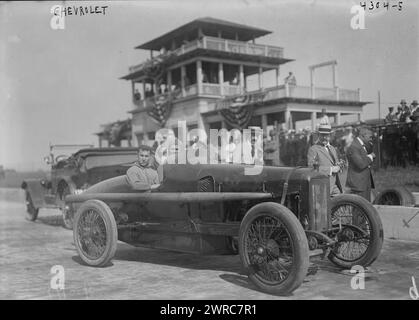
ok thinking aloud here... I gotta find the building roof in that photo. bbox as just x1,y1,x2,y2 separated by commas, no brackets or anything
136,17,272,50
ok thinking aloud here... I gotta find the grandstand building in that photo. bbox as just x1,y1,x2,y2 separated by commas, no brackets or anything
120,17,369,145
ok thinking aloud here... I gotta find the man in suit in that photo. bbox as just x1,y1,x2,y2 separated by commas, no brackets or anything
345,126,376,201
307,123,343,197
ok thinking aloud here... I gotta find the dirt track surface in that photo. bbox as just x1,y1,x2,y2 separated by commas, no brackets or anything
1,199,419,300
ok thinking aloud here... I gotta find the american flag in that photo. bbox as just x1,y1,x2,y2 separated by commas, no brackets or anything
147,95,173,127
216,92,266,129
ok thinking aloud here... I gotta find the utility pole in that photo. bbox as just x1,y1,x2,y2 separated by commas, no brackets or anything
377,90,381,170
378,90,381,120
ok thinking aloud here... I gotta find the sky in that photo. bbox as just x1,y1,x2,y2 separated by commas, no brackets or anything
0,0,418,171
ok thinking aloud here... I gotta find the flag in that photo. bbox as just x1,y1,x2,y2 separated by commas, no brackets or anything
147,95,173,127
216,92,266,129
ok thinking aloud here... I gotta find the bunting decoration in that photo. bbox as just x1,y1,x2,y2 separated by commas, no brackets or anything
216,92,266,129
147,95,173,127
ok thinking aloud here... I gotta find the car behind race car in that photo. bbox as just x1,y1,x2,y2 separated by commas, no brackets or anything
66,163,383,295
21,145,138,229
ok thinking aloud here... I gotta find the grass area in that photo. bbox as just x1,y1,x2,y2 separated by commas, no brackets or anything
374,166,419,192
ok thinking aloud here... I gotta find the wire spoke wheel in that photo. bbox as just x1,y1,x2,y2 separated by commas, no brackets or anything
245,215,293,284
330,204,371,262
77,209,107,260
328,194,383,269
61,184,74,229
373,187,414,207
380,192,400,205
73,200,117,267
239,202,309,295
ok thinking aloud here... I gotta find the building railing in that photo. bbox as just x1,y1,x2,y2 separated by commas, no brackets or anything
134,83,360,109
128,36,284,74
203,36,283,58
202,83,221,96
261,85,360,102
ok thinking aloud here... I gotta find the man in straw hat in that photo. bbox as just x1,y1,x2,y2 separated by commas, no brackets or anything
345,126,376,202
307,120,343,197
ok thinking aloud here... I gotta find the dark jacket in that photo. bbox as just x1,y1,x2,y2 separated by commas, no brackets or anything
345,138,375,192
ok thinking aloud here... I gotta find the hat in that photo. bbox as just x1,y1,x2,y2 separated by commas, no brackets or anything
412,100,418,106
388,107,394,111
401,99,407,105
318,123,332,134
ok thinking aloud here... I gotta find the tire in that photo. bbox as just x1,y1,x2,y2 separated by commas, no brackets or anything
328,194,383,269
239,202,309,295
60,184,74,230
73,200,118,267
25,191,39,221
373,186,414,206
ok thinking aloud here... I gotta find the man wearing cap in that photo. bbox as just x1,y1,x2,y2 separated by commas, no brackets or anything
400,99,411,122
307,123,343,197
345,127,376,201
410,100,419,121
126,145,160,191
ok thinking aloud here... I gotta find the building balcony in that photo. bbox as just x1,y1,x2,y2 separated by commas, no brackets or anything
129,36,284,74
132,83,360,110
260,85,360,102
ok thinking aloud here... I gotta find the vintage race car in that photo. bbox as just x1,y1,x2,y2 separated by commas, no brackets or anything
66,163,384,295
21,145,138,229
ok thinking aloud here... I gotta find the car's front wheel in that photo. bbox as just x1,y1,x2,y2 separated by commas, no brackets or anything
60,184,74,230
25,191,39,221
73,200,117,267
328,194,383,269
239,202,309,295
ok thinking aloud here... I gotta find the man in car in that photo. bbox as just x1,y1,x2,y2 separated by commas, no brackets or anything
126,145,160,191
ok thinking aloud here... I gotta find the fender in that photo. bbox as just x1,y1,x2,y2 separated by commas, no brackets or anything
55,178,77,206
21,179,49,209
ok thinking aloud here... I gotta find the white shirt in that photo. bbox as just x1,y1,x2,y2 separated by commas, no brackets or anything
357,137,373,162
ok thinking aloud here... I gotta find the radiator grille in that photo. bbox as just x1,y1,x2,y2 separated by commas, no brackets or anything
198,176,215,192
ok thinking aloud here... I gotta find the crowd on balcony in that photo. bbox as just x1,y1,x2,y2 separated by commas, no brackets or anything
263,117,419,169
384,99,419,123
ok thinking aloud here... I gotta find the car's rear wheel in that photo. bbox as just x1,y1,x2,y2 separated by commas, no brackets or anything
25,191,39,221
328,194,383,269
73,200,117,267
373,186,414,207
239,202,309,295
60,184,74,230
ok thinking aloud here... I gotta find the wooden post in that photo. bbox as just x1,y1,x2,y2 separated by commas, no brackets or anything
310,68,315,99
196,60,202,95
219,63,224,96
258,67,263,90
181,65,186,97
285,110,291,130
261,114,268,137
167,70,172,93
311,111,316,131
275,67,280,87
336,112,341,125
239,64,244,94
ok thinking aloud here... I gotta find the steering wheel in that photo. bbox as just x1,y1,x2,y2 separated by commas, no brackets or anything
55,154,68,163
